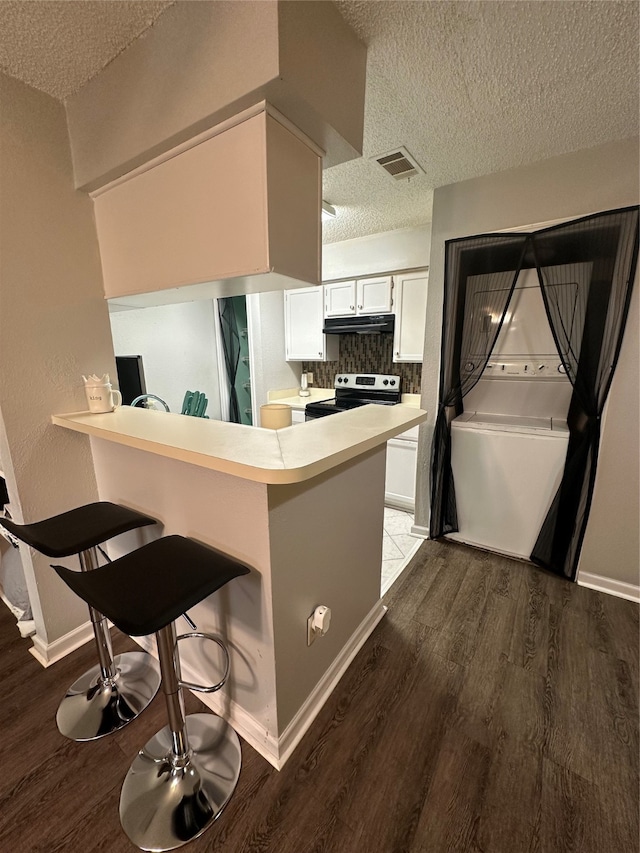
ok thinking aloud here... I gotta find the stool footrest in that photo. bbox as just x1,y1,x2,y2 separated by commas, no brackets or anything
176,632,230,694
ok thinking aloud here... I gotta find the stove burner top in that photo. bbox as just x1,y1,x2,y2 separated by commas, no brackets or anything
305,373,402,420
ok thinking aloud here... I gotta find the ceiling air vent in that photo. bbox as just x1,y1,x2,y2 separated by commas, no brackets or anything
373,147,424,181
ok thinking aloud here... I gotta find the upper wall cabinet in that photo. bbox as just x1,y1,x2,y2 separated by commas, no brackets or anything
92,109,322,304
357,276,393,314
392,271,429,363
324,280,355,316
324,276,393,317
285,287,339,362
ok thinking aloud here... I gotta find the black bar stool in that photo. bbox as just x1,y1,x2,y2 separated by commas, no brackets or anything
53,534,250,852
0,501,161,741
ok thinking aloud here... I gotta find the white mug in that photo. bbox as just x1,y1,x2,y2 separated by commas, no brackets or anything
85,382,122,413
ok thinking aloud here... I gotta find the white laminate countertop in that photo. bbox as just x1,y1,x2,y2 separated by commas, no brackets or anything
52,404,427,485
267,388,334,410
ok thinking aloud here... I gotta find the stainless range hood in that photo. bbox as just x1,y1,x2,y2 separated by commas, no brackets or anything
323,314,395,335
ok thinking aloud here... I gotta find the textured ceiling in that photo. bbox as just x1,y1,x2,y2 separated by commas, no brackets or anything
323,0,639,242
0,1,173,100
0,1,637,245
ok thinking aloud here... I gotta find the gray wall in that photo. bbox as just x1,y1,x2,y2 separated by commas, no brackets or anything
0,73,117,648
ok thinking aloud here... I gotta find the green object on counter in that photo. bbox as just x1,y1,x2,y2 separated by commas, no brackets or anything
181,390,209,418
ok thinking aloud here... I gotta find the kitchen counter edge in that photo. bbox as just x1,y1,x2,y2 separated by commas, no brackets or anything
52,405,427,485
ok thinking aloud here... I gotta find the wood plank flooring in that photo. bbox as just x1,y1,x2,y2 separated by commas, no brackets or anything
0,539,637,852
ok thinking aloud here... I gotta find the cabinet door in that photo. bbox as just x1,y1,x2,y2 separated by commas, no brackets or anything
290,409,306,424
284,287,339,362
324,281,356,317
393,271,428,362
357,276,393,314
385,438,417,511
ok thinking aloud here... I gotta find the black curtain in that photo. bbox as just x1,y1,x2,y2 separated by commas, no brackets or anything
217,298,241,424
429,232,529,537
430,206,639,581
530,207,639,578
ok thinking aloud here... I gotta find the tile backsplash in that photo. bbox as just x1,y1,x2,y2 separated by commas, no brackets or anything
303,333,422,393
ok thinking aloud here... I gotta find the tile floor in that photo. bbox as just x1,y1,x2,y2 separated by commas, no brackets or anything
381,507,422,596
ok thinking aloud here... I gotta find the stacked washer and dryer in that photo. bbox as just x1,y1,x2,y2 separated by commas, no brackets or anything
447,267,575,561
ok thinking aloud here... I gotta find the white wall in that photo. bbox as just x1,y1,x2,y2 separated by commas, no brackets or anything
247,290,300,424
0,73,117,652
322,225,431,281
109,301,222,419
416,136,640,589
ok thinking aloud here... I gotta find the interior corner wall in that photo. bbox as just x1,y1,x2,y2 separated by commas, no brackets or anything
415,136,640,588
0,73,116,646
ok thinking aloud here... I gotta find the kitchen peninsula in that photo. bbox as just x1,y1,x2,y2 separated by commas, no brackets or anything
52,403,426,768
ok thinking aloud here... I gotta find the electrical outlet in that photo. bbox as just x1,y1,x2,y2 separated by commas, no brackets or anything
307,613,317,646
307,605,331,646
307,372,314,385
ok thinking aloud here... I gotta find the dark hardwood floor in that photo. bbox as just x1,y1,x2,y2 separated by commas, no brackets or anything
0,539,637,852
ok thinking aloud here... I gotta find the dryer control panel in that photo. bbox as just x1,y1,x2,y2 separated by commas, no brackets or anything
466,357,568,380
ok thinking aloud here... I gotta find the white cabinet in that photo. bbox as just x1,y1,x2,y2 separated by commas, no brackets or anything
393,271,428,363
324,276,393,317
290,409,306,424
357,276,393,314
385,425,419,511
325,281,356,317
284,287,339,362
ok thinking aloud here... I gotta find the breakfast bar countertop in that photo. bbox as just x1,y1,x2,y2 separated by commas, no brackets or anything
52,404,426,485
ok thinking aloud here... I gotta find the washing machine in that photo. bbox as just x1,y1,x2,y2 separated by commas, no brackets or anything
447,266,575,560
448,412,569,559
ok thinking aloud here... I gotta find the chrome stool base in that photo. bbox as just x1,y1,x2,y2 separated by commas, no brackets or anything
56,651,161,742
119,713,242,851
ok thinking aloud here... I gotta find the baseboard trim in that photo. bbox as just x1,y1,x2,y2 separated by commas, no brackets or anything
29,620,94,668
133,601,388,770
577,571,640,603
384,495,415,512
276,601,387,769
410,523,429,539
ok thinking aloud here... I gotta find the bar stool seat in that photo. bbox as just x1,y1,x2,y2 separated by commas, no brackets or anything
0,502,161,741
0,502,155,559
54,535,251,851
